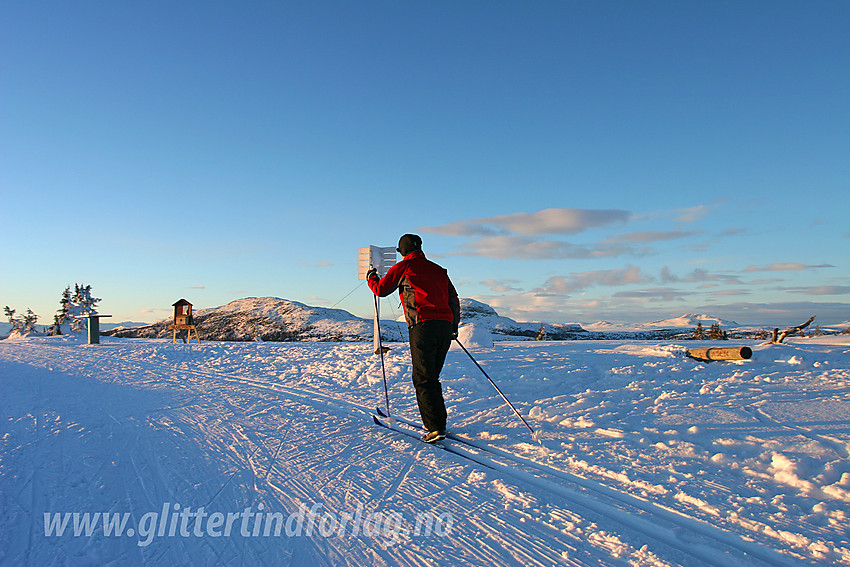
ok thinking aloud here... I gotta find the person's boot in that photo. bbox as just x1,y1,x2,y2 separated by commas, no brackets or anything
421,430,446,443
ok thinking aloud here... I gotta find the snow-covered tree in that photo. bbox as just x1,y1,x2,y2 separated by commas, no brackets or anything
4,306,23,334
56,283,101,333
58,286,71,319
23,309,38,334
74,285,101,313
4,306,40,336
49,314,63,335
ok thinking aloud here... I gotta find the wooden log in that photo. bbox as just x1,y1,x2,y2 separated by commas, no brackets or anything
687,346,753,362
771,315,816,344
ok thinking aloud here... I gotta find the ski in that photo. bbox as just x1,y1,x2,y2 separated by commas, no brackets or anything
374,407,472,447
373,407,538,466
371,412,432,443
370,410,497,470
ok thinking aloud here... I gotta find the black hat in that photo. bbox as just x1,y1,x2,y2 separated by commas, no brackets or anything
397,234,422,256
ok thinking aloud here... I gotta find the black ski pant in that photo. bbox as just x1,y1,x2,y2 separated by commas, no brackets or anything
408,320,452,433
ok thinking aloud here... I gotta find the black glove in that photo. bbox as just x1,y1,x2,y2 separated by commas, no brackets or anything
366,267,378,280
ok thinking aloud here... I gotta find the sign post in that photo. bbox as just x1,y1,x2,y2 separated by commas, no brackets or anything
73,313,112,344
358,246,397,353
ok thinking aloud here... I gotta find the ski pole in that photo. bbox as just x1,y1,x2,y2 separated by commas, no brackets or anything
375,294,391,417
454,339,540,443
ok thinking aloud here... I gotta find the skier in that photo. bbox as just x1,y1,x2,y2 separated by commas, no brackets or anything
367,234,460,443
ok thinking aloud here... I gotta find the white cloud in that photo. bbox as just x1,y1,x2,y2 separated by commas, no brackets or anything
785,285,850,296
480,279,523,293
742,263,835,272
607,229,703,243
451,235,638,260
536,266,650,294
661,267,744,285
612,288,692,302
710,289,752,296
674,204,717,223
421,208,630,237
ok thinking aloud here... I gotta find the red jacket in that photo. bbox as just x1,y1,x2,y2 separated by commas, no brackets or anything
368,251,460,330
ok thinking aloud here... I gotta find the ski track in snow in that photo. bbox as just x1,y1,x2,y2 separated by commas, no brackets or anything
2,335,850,565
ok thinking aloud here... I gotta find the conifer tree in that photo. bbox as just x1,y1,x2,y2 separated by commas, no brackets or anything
4,306,38,335
708,323,725,340
692,321,706,340
23,309,38,334
4,306,23,333
61,283,101,332
50,314,63,335
57,286,71,324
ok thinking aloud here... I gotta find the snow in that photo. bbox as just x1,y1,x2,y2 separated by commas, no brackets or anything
2,333,850,565
452,323,494,349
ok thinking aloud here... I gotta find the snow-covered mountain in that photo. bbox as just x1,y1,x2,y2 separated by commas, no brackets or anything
826,321,850,333
101,320,147,331
586,313,739,333
104,297,406,342
103,296,764,343
644,313,739,329
106,297,591,343
460,298,586,339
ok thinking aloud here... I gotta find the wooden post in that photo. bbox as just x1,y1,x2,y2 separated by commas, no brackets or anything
172,324,200,343
687,346,753,362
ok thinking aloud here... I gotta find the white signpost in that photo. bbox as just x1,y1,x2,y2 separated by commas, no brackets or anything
358,246,397,353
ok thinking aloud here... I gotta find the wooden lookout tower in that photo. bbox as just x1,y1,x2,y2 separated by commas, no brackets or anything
172,299,200,343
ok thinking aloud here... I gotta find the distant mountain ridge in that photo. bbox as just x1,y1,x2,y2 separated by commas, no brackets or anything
105,297,405,342
585,313,739,333
459,299,586,339
103,296,754,343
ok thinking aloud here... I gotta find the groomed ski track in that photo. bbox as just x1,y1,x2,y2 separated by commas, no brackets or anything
1,338,826,566
136,361,810,566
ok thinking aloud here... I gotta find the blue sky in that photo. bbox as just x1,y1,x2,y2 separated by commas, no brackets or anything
2,1,848,327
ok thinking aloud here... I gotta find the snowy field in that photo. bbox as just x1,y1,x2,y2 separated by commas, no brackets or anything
2,334,849,566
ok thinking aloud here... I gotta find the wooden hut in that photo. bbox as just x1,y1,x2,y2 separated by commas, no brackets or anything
172,299,200,343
